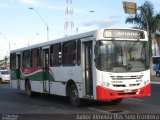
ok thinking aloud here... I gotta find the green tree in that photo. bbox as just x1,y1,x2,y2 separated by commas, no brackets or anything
125,1,160,78
3,56,8,67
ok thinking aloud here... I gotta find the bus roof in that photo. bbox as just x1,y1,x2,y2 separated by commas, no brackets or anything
10,30,96,54
10,28,147,54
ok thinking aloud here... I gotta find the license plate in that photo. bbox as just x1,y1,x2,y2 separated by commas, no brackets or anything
124,89,132,93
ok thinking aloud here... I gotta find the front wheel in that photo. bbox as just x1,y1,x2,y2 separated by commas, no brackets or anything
111,98,123,104
69,84,80,107
156,71,160,77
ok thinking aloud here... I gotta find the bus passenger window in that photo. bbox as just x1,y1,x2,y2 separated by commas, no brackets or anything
37,48,43,67
62,41,76,66
50,45,54,67
10,53,16,69
31,48,38,68
51,44,61,66
22,50,30,68
77,40,81,66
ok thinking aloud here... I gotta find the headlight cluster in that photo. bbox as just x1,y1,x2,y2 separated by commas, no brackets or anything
143,80,150,85
101,82,110,87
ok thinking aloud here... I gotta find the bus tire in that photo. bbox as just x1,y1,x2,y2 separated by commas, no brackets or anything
111,98,123,104
25,80,32,97
69,84,80,107
17,79,21,90
156,71,160,77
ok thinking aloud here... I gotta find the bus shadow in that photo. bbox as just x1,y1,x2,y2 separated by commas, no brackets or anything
81,99,117,107
26,92,117,108
0,84,121,110
17,92,117,108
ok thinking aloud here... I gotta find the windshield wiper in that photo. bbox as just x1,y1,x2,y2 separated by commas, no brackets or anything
111,38,119,48
111,38,125,68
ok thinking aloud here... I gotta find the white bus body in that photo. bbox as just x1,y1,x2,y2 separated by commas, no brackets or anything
10,29,150,106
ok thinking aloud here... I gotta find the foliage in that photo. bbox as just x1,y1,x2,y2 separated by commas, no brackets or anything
125,1,160,34
125,1,160,77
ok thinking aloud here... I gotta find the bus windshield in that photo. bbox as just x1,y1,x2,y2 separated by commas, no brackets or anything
95,40,149,72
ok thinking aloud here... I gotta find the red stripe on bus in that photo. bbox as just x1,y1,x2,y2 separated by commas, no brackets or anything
96,83,151,101
21,68,43,74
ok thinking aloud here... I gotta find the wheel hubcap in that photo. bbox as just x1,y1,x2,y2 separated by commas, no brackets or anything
72,89,78,100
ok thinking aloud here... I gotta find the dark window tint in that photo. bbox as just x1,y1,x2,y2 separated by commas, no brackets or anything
31,48,38,67
10,53,16,69
38,48,43,67
50,44,61,66
62,41,76,66
77,40,81,66
22,50,30,68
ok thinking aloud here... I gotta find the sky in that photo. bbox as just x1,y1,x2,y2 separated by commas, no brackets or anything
0,0,160,59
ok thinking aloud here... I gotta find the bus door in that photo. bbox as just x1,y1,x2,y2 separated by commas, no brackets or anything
82,40,93,97
42,47,50,93
16,52,21,89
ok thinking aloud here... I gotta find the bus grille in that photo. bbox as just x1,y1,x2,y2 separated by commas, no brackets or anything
112,83,140,87
110,75,142,87
110,75,143,80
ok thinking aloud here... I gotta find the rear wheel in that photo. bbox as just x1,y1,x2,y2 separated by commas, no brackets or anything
69,84,80,107
111,98,123,104
25,80,32,97
17,79,21,90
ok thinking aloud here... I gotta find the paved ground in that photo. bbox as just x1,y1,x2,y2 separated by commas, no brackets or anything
0,81,159,120
151,76,160,84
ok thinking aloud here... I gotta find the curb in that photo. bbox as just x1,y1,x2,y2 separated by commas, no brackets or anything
151,81,160,84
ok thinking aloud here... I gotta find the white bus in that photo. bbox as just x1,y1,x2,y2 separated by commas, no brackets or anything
10,28,150,106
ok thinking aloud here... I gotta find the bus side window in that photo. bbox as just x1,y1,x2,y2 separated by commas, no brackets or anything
62,41,76,66
22,50,30,68
77,40,81,66
50,44,62,66
50,45,54,67
31,48,38,68
10,53,16,69
38,48,43,67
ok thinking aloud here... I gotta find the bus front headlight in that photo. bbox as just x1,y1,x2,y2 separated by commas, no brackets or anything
144,81,147,85
101,82,105,87
101,82,110,88
144,80,149,85
106,82,110,87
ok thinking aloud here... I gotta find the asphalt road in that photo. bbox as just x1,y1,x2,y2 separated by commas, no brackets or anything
0,83,159,120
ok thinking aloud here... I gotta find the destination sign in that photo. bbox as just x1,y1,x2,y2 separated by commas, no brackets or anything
104,29,145,39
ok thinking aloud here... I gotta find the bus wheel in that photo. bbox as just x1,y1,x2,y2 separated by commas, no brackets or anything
156,71,160,77
25,80,32,97
17,79,21,90
111,98,123,104
69,84,80,107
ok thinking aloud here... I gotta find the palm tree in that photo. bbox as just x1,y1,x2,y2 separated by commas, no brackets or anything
125,1,160,33
125,1,160,78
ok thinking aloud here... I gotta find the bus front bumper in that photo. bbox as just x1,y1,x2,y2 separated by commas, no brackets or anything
96,83,151,101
